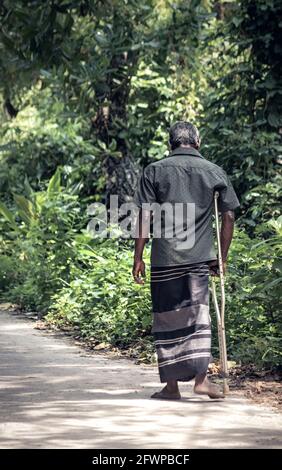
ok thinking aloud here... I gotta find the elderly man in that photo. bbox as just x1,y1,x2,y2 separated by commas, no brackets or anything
133,121,239,400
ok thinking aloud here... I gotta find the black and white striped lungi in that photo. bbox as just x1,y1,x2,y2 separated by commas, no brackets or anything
151,262,211,383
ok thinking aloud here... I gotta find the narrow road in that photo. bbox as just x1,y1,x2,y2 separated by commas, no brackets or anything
0,307,281,449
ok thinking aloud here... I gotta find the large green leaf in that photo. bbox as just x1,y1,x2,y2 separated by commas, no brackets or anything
47,168,62,194
0,202,18,230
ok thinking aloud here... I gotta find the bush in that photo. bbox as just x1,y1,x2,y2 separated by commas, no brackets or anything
211,221,282,367
47,238,152,348
0,169,85,311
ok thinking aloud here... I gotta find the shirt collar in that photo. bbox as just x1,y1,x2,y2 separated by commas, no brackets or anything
170,146,204,159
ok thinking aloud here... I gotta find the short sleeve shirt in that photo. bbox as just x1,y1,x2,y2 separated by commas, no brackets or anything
134,147,240,267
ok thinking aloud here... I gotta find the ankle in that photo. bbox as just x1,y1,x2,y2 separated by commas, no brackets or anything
166,381,179,393
195,374,208,387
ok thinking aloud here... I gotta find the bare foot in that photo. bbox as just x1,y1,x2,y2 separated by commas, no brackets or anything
151,385,181,400
194,378,225,399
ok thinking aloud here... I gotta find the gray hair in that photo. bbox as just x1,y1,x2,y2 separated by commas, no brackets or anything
169,121,200,150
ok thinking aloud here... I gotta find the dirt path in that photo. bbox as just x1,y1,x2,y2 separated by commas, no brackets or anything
0,307,281,449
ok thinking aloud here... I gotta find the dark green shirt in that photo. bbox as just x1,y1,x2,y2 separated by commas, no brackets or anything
134,147,240,267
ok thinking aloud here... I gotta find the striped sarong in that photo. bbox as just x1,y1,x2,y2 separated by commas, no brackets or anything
151,262,211,383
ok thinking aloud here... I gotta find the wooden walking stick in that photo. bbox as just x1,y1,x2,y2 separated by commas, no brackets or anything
210,191,229,395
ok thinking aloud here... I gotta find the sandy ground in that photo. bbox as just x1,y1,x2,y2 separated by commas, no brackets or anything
0,307,281,449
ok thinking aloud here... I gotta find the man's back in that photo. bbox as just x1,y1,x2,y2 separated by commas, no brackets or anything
134,146,239,266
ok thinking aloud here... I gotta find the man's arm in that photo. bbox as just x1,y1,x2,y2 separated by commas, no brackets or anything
132,209,150,284
209,210,235,276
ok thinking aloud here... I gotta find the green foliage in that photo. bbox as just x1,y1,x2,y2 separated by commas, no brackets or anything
0,174,85,310
47,238,152,347
0,86,102,199
0,254,17,291
216,222,282,367
199,0,282,239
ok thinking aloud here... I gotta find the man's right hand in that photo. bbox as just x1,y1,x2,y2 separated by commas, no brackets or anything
132,259,146,284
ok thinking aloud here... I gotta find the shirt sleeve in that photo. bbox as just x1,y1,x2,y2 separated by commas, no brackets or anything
134,165,157,208
215,171,240,213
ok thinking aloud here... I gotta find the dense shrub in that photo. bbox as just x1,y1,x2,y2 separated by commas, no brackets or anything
47,238,152,347
0,170,85,311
